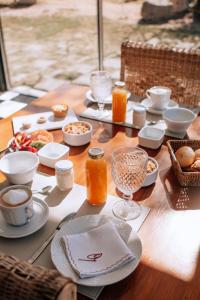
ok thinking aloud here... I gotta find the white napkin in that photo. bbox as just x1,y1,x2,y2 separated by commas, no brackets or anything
62,221,135,278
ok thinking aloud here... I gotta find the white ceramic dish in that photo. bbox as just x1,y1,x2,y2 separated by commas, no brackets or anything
0,151,39,184
86,90,131,104
141,98,178,115
138,126,165,149
51,214,142,287
142,157,159,187
0,197,49,238
163,107,196,133
37,142,69,168
62,121,92,146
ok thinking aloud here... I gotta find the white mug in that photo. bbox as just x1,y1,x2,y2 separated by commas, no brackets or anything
0,185,33,226
146,86,171,110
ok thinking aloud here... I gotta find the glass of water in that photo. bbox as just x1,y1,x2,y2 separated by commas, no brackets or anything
111,147,148,221
90,71,112,113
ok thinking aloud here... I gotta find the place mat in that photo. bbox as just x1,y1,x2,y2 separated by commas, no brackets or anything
12,108,78,134
0,172,151,300
0,100,27,119
79,101,195,139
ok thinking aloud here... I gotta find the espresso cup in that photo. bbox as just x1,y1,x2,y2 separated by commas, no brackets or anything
0,185,33,226
146,86,171,110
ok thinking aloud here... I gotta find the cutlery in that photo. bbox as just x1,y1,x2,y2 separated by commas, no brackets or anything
32,185,52,195
28,212,76,264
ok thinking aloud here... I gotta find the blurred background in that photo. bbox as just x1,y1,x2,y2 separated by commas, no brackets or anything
0,0,200,92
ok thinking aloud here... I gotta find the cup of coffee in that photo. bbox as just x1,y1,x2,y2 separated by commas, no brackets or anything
0,185,33,226
146,86,171,110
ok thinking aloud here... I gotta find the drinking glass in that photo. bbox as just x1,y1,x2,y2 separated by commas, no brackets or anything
90,71,112,113
111,147,148,221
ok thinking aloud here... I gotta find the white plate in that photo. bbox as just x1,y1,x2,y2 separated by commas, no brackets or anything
141,98,178,115
0,197,49,238
12,109,78,134
51,214,142,287
86,90,131,104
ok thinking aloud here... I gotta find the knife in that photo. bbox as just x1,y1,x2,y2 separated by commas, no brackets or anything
28,212,76,264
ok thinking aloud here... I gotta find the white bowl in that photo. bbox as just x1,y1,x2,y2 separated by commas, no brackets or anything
0,151,39,184
142,157,159,187
62,121,92,146
138,126,165,149
163,108,196,133
37,142,69,168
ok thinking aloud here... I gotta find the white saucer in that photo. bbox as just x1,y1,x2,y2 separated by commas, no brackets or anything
141,98,178,115
51,214,142,287
86,90,131,104
0,197,49,238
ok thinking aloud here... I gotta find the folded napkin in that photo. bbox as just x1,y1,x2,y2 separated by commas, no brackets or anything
62,221,135,278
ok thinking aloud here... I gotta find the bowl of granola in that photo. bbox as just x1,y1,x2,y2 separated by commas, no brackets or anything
142,157,159,187
62,121,92,146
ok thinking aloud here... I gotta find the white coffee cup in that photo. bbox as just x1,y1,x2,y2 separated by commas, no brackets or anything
146,86,171,110
0,185,33,226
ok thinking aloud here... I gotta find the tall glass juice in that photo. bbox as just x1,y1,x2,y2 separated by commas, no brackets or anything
86,148,107,206
112,81,127,123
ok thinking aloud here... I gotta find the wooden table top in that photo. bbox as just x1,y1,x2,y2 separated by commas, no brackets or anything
0,84,200,300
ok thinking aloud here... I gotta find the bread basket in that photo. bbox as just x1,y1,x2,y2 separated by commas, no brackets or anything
167,139,200,187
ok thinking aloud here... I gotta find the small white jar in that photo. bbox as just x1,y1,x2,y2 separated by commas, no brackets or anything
133,106,146,129
55,160,74,191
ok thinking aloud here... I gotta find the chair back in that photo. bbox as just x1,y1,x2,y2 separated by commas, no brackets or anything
120,41,200,106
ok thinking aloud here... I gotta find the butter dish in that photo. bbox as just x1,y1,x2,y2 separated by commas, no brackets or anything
138,126,165,149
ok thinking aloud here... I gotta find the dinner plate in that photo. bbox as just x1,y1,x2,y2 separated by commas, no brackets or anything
51,214,142,287
0,197,49,238
141,98,178,115
86,90,131,104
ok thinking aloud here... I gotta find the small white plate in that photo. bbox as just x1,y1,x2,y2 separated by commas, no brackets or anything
51,214,142,287
0,197,49,238
86,90,131,104
141,98,178,115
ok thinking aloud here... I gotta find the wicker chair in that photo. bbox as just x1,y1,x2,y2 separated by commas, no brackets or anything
120,41,200,107
0,253,76,300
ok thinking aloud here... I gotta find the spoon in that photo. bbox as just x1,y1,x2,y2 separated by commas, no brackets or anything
32,185,52,194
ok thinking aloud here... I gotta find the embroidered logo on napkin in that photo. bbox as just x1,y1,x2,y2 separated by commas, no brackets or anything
79,253,102,262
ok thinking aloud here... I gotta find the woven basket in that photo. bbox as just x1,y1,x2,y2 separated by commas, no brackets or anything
167,140,200,187
120,41,200,107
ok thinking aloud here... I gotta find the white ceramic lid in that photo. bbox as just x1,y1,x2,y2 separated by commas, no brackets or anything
55,160,73,171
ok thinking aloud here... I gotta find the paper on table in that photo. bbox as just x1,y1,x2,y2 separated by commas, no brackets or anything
0,100,27,118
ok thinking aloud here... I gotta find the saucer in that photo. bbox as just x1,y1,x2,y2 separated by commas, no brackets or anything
86,90,131,104
141,98,178,115
0,197,49,238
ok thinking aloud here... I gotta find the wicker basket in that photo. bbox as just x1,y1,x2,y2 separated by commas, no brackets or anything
167,140,200,187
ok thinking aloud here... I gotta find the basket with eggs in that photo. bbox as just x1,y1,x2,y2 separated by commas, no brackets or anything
167,140,200,187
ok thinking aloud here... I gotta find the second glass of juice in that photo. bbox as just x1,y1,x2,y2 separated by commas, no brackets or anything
86,148,107,206
112,81,127,123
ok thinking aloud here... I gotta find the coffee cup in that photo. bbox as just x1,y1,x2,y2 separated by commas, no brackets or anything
0,185,33,226
146,86,171,110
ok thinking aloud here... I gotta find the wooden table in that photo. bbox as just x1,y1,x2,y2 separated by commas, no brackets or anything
0,84,200,300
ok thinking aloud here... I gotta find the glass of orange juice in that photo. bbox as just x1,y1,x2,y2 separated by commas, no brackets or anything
112,81,127,123
86,148,107,206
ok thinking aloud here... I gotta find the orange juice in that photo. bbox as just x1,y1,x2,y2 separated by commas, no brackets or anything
112,81,127,123
86,148,107,206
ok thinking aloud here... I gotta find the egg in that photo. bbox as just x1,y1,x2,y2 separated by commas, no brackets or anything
175,146,195,168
